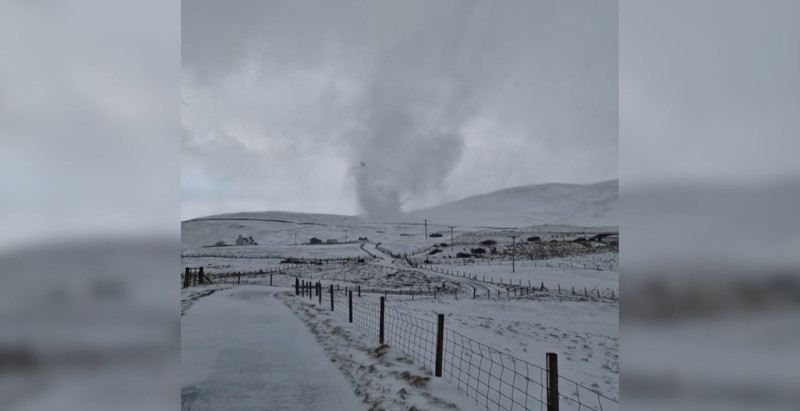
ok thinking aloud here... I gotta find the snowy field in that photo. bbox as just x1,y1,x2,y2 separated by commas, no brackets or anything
420,261,619,299
181,181,619,410
352,293,618,401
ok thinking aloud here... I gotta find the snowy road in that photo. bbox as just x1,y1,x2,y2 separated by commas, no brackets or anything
181,286,365,411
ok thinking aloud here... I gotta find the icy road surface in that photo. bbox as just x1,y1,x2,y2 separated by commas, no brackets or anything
181,286,365,410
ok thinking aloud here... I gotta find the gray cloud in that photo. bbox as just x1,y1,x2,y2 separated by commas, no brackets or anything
181,0,618,219
620,0,800,187
1,0,180,247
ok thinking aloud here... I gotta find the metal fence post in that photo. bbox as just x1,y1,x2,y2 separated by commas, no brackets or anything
435,314,444,377
379,296,385,344
547,353,559,411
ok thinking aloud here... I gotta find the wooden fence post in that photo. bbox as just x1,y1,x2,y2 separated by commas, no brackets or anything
270,274,273,286
183,267,190,288
546,353,559,411
330,285,334,311
318,282,322,305
435,314,444,377
379,297,385,344
198,267,205,284
348,291,353,323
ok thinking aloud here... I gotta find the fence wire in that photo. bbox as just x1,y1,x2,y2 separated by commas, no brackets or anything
384,308,438,374
308,284,618,411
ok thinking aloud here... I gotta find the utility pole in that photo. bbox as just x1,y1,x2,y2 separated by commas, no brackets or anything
424,219,428,242
508,234,519,273
448,226,455,250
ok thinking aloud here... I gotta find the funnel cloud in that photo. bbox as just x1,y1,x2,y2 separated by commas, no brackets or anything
348,0,477,220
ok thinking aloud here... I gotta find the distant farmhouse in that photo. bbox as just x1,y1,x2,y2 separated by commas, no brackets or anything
235,234,258,246
309,237,322,244
326,239,338,244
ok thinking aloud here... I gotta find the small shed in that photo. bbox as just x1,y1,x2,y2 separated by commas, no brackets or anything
309,237,322,244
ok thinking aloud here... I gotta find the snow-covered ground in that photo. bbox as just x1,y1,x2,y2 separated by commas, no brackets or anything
421,261,619,298
181,180,619,410
353,293,619,402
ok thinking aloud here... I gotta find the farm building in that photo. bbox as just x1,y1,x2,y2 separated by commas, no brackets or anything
326,239,338,244
309,237,322,244
235,235,258,246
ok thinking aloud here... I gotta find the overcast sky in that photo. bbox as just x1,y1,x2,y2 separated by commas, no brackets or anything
621,0,800,189
181,0,618,220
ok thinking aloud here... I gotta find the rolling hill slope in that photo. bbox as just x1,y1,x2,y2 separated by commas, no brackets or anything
406,180,618,228
181,180,618,249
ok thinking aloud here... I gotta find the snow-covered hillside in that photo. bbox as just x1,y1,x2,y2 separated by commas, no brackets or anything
181,180,618,250
407,180,618,228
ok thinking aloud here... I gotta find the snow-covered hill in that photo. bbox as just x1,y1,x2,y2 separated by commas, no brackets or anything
181,180,618,249
407,180,618,228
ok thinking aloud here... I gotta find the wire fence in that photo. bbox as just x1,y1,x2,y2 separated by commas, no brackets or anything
443,328,618,411
421,264,619,301
413,256,619,272
300,282,619,411
181,264,304,288
375,244,619,301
